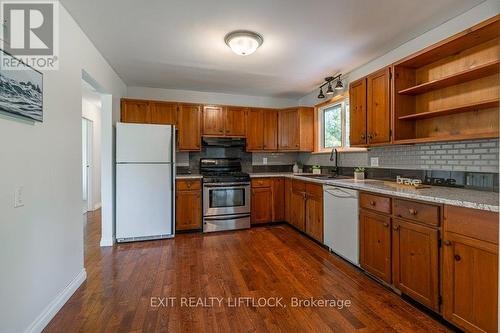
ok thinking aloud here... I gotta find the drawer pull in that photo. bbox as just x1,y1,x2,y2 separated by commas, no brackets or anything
187,183,192,188
383,223,389,228
444,240,451,246
454,254,461,262
370,201,376,206
408,208,418,215
393,225,400,231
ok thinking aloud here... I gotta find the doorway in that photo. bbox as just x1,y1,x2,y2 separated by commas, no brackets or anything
82,117,93,213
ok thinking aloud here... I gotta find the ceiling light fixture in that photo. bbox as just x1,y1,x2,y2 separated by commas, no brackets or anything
225,30,263,56
317,74,343,99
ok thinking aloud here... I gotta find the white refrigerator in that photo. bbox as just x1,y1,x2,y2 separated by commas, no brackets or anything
116,122,175,242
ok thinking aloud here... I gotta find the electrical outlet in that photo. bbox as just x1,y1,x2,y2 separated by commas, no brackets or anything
263,157,268,165
14,186,24,208
370,157,379,167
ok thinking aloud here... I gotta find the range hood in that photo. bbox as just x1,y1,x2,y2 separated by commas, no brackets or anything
202,137,246,148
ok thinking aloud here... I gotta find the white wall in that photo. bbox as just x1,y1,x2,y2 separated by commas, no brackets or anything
82,99,102,210
127,86,298,109
0,4,126,333
299,0,500,106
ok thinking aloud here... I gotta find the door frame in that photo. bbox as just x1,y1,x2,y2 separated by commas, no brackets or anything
82,116,93,213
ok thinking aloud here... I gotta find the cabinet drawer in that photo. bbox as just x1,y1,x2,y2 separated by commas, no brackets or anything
359,192,391,214
292,179,306,192
176,179,201,191
251,178,273,188
393,199,440,226
444,205,499,244
306,183,323,198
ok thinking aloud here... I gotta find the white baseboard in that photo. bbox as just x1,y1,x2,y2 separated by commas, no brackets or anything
100,237,114,247
24,268,87,333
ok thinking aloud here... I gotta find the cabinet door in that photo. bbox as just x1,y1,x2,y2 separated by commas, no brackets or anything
225,106,247,136
278,110,299,150
273,178,285,222
359,210,392,283
305,184,323,242
178,104,201,151
175,190,202,231
442,232,498,333
150,102,177,125
349,78,367,146
202,105,225,135
121,99,151,123
290,190,305,231
392,219,439,311
284,178,292,223
246,109,264,150
263,109,278,150
367,67,391,145
251,187,273,224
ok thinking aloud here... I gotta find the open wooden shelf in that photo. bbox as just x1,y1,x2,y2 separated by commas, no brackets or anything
393,132,500,145
398,99,500,120
398,61,500,95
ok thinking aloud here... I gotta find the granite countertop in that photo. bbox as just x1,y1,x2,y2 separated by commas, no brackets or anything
250,173,499,212
176,174,203,179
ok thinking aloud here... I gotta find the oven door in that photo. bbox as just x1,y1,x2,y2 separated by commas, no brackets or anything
203,183,250,217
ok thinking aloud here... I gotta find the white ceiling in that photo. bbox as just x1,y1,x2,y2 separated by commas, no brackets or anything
62,0,484,99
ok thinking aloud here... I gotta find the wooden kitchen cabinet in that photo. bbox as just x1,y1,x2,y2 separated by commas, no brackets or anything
284,178,292,223
246,108,264,150
367,67,391,145
202,105,225,135
305,183,323,242
225,106,247,136
278,107,314,151
273,178,285,221
349,78,367,146
290,189,305,231
392,219,439,311
150,101,177,125
121,99,151,123
175,179,202,231
442,206,498,333
177,103,201,151
251,187,273,224
359,210,392,283
263,109,279,150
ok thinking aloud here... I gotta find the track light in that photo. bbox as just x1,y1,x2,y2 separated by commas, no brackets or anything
317,88,325,99
326,82,334,95
335,78,343,90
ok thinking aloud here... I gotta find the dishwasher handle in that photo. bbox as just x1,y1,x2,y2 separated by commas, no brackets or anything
324,187,357,199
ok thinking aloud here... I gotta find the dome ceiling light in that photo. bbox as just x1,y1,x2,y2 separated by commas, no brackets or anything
317,74,344,99
225,30,263,56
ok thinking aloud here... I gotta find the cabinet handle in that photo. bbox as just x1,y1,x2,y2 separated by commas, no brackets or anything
370,201,376,206
383,223,389,228
187,183,191,189
393,225,400,231
408,208,417,215
368,134,373,139
361,134,365,140
454,254,461,262
219,129,224,133
444,240,451,246
295,144,299,148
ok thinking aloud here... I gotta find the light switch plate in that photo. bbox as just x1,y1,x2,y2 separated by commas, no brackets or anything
14,186,24,208
370,157,379,167
263,157,268,165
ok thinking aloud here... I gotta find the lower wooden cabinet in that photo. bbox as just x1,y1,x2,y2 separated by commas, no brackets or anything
290,189,305,231
392,219,439,311
442,206,499,333
251,186,273,224
359,210,392,284
284,178,292,223
273,178,285,221
305,183,323,242
175,179,202,231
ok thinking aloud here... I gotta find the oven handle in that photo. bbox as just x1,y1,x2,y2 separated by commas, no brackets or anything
204,214,250,221
203,183,250,188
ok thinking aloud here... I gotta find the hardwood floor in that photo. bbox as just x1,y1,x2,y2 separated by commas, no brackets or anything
45,210,455,332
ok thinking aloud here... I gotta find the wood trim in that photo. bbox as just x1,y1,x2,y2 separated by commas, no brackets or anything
313,92,348,153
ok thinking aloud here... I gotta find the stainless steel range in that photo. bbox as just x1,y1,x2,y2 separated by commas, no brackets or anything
200,158,251,233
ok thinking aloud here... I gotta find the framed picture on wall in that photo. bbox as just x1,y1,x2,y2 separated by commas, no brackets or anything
0,49,43,122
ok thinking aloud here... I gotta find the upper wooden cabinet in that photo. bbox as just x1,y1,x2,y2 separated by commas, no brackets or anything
202,105,225,135
246,108,279,151
225,106,247,136
278,107,314,151
121,99,177,125
202,105,247,137
367,67,391,145
349,78,367,146
121,99,152,124
349,67,391,147
178,103,201,151
393,16,499,144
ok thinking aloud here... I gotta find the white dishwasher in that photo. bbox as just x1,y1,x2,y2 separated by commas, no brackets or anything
323,185,359,267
